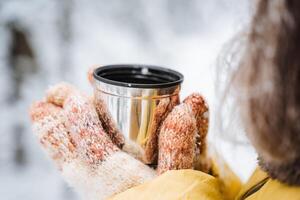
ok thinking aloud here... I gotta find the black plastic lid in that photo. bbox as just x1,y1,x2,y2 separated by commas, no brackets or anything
93,64,184,88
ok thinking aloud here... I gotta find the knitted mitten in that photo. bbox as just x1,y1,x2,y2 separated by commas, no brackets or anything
183,93,211,173
29,83,156,200
92,94,146,162
157,93,211,174
87,66,125,149
93,95,125,149
143,94,180,164
88,67,148,161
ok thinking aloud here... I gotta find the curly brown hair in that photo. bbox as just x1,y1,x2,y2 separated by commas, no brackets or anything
230,0,300,185
217,0,300,185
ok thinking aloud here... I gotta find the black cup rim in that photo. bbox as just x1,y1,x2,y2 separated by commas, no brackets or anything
93,64,184,88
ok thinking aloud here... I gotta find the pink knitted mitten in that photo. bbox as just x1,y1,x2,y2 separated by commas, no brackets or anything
157,93,210,174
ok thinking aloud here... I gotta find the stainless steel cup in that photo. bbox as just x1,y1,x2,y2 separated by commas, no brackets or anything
93,64,184,163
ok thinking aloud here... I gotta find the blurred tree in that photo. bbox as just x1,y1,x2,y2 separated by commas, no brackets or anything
6,21,37,167
13,125,26,166
7,21,37,103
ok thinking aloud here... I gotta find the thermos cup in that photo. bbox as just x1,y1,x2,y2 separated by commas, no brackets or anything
93,64,184,163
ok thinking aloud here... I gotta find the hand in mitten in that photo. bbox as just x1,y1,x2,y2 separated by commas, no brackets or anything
29,83,156,200
157,93,210,174
30,68,211,200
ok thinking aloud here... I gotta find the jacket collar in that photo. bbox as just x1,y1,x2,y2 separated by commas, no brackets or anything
237,167,269,200
258,156,300,186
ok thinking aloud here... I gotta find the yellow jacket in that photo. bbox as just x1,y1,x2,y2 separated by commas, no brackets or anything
110,156,300,200
236,168,300,200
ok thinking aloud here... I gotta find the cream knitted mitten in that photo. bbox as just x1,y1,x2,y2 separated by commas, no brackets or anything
29,83,156,200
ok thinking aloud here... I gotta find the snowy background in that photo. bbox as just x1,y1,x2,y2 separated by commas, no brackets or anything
0,0,256,199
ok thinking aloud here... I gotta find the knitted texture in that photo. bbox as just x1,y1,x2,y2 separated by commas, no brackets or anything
30,83,156,200
87,66,125,149
157,103,197,174
93,96,125,149
143,94,180,164
157,93,211,174
183,93,211,173
29,79,212,199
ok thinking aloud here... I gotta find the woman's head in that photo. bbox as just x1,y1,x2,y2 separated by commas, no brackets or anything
232,0,300,184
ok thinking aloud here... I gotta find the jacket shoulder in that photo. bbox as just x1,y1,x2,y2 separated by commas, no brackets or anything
254,179,300,200
109,169,224,200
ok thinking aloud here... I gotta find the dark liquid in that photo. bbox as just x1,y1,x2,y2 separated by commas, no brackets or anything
94,64,183,88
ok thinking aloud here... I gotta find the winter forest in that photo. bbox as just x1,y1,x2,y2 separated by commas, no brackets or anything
0,0,255,199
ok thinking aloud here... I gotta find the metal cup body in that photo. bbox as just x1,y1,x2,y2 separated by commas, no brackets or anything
93,65,183,161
